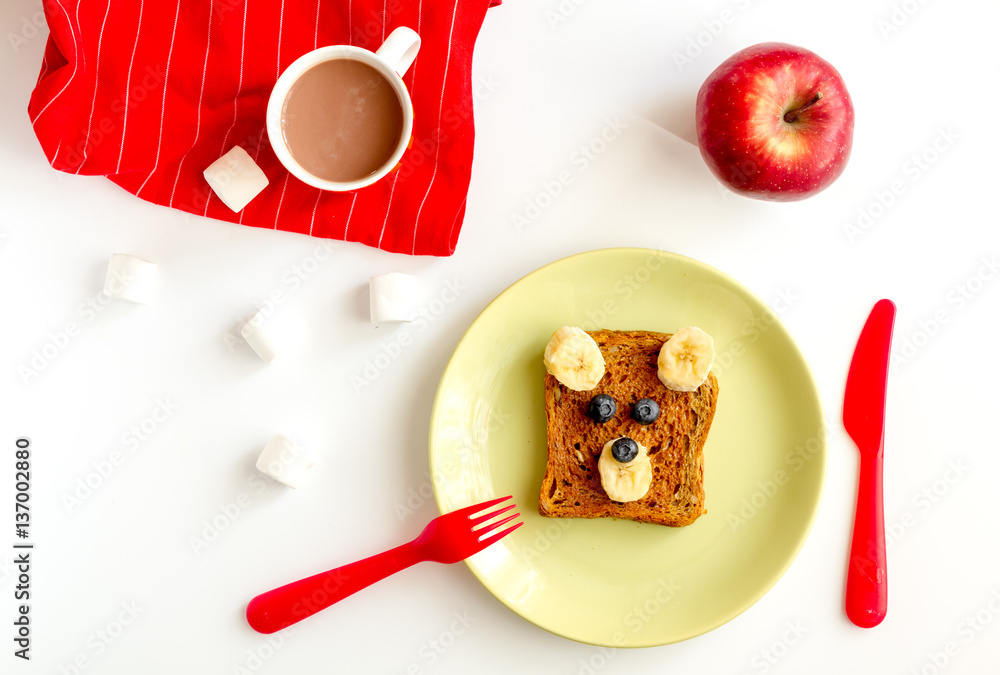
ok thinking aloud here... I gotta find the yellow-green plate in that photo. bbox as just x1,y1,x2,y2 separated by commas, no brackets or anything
428,248,826,648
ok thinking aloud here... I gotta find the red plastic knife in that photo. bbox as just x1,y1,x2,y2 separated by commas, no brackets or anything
843,298,896,628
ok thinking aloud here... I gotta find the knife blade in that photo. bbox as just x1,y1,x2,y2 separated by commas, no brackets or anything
843,298,896,628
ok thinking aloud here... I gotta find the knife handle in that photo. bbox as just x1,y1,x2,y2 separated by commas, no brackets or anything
846,450,887,627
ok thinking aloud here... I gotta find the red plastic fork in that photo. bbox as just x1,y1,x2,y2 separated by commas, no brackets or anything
246,495,522,634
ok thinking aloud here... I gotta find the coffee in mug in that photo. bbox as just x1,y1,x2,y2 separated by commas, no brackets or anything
266,27,420,191
280,59,404,184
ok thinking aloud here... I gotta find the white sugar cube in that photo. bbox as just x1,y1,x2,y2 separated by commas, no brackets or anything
104,253,157,304
240,307,302,363
256,434,317,488
204,146,269,212
369,273,419,325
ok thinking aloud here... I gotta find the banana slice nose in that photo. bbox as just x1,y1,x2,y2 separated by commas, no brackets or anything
598,437,653,502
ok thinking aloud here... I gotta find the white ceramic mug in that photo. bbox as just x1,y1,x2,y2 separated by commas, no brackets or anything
266,27,420,191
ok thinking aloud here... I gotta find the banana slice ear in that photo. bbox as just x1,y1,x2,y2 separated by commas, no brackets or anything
656,326,715,392
543,326,606,391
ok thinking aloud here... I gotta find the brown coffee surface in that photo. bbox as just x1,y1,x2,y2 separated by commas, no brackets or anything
281,58,404,183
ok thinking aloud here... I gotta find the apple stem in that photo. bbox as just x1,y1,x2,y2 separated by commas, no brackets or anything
783,92,823,123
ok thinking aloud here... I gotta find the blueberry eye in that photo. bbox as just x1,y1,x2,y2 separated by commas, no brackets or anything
587,394,616,423
632,398,660,425
611,437,639,463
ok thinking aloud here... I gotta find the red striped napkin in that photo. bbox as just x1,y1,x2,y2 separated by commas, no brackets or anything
28,0,500,256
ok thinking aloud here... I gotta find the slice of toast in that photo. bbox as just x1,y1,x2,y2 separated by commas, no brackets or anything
539,329,719,527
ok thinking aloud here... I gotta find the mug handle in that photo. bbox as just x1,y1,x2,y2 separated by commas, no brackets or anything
376,27,421,76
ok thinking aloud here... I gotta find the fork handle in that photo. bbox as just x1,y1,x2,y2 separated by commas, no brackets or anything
246,541,423,633
846,450,887,628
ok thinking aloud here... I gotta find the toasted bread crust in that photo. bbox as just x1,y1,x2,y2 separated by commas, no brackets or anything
539,330,719,527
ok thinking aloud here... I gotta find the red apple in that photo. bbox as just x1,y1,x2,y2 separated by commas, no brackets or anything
695,42,854,201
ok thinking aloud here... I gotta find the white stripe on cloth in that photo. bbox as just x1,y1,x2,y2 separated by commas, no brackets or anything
343,192,358,239
169,2,215,206
314,0,321,49
137,0,182,196
115,0,145,174
376,173,400,248
241,0,282,226
30,0,80,128
239,126,266,224
276,0,285,79
76,0,112,174
376,0,422,250
273,174,290,229
65,0,87,170
207,0,249,216
411,0,458,254
269,0,289,228
306,0,323,233
308,189,322,236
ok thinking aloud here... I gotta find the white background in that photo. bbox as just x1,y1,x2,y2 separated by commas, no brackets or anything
3,0,1000,673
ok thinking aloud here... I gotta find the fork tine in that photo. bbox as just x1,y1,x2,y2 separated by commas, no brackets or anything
478,518,523,544
452,495,514,520
470,502,516,526
476,512,520,539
